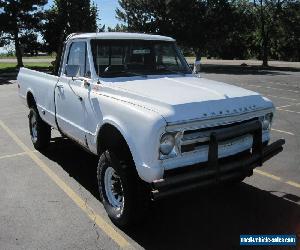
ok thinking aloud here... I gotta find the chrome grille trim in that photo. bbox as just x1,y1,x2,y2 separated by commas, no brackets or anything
180,117,259,153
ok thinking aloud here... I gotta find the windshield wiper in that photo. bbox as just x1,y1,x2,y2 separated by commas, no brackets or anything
123,70,147,78
157,67,186,76
100,70,147,78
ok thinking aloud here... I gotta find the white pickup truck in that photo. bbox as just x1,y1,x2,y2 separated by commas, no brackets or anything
18,32,285,227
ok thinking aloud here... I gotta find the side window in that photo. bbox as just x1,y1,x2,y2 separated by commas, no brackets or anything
67,42,86,77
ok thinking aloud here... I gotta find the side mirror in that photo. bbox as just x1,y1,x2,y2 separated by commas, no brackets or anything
65,65,80,78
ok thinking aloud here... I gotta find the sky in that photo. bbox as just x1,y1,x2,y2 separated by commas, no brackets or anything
46,0,121,28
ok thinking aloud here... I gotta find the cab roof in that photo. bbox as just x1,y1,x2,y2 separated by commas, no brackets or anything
68,32,175,42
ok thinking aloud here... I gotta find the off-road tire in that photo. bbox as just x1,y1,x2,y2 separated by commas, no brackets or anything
97,150,149,227
28,108,51,150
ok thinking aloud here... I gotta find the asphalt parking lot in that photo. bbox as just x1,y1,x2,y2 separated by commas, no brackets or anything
0,66,300,249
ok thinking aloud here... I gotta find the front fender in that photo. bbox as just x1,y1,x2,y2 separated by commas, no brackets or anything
93,107,166,183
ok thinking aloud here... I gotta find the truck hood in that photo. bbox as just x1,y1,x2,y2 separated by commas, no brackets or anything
105,75,274,124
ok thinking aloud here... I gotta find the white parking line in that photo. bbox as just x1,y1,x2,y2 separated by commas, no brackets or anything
268,81,299,88
277,108,300,114
277,103,300,109
0,150,38,160
265,94,298,102
228,85,299,103
0,152,27,160
248,84,300,94
271,128,294,136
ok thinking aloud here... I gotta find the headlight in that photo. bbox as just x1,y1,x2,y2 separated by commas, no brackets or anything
262,113,273,130
262,119,270,130
160,133,175,155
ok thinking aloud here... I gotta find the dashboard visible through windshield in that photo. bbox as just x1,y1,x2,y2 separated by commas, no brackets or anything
90,39,191,77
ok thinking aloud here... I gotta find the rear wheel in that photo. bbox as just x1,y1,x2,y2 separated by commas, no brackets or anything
97,150,149,227
28,108,51,150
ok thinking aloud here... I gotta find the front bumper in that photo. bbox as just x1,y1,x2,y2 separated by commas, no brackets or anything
151,120,285,200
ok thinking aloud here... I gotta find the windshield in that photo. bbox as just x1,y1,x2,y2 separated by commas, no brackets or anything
91,39,191,77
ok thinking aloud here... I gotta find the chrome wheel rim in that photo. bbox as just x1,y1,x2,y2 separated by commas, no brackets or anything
30,114,38,142
104,167,124,215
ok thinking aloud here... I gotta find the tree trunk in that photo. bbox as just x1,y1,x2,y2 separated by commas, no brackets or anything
194,48,201,61
260,0,268,67
14,31,23,68
262,37,268,67
261,28,269,67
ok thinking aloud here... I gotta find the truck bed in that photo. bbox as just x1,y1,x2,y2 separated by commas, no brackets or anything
18,67,59,128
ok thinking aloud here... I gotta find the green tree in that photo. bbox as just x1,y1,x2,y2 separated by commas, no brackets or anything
252,0,287,66
116,0,206,55
0,0,47,67
277,0,300,61
107,24,128,32
116,0,256,59
43,0,100,74
116,0,167,33
20,32,43,56
213,0,256,59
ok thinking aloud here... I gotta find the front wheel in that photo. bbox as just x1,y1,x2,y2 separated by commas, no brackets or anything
97,150,149,227
28,108,51,150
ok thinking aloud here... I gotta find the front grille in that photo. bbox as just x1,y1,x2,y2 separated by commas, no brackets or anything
181,141,208,153
180,117,259,153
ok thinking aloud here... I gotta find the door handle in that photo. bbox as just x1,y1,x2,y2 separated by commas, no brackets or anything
57,84,64,89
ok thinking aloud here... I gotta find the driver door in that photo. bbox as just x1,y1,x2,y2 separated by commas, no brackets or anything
55,41,89,145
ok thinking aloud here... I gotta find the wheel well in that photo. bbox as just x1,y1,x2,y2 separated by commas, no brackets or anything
27,92,36,109
97,124,133,164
